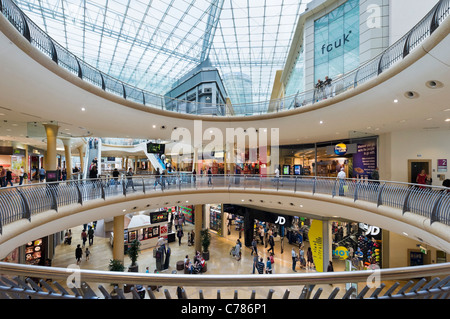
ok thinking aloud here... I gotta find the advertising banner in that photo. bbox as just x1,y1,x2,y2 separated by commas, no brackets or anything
309,220,324,272
352,139,377,178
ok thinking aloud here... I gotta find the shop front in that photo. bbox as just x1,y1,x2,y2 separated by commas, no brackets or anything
114,211,176,251
280,136,378,179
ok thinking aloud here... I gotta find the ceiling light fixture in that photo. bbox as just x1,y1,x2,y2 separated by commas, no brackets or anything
81,107,86,111
319,120,323,124
394,99,398,103
445,119,450,122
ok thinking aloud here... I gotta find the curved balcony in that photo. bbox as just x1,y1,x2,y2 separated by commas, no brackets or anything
0,0,449,117
0,175,449,299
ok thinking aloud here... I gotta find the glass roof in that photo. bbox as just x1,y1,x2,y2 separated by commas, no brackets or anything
14,0,311,111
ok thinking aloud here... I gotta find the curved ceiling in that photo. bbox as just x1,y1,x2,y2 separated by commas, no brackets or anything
0,11,449,151
13,0,312,109
1,188,449,259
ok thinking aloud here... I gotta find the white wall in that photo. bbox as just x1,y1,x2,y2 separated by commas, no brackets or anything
389,0,440,45
380,130,450,186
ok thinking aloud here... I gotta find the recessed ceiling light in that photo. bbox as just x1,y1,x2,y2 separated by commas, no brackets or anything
402,232,408,236
394,99,398,103
319,120,323,124
426,118,432,121
152,125,156,128
81,107,86,111
444,109,450,112
445,118,450,122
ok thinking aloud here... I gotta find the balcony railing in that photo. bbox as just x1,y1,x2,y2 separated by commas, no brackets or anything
0,0,449,116
0,259,449,299
0,174,449,299
0,174,449,235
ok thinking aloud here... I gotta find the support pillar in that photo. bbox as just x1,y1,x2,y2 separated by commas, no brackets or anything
60,138,73,180
77,145,85,174
113,215,125,263
194,204,203,253
43,123,59,171
323,220,332,273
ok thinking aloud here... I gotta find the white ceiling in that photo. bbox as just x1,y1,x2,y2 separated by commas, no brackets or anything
0,21,449,153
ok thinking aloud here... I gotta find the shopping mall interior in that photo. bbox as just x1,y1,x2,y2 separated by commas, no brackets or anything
0,0,449,304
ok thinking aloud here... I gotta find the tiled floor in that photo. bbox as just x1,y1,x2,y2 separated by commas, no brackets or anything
51,220,364,299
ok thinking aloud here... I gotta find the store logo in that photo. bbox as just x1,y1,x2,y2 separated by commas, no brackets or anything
333,246,349,260
321,31,352,55
275,216,286,225
365,225,380,236
334,143,347,155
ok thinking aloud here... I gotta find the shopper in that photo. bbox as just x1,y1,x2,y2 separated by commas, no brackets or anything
266,257,272,274
299,246,305,269
5,169,13,186
337,168,346,196
75,244,83,265
126,168,136,191
85,248,91,261
112,168,120,185
307,247,314,270
416,169,429,188
39,167,46,182
177,228,183,246
292,247,297,272
267,234,275,254
0,166,6,187
327,261,334,272
19,166,25,185
251,237,258,256
252,252,259,274
256,257,265,274
207,167,212,185
81,229,88,247
88,226,94,246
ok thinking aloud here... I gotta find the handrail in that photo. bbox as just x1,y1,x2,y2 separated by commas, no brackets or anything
0,174,449,235
0,0,448,116
0,261,450,287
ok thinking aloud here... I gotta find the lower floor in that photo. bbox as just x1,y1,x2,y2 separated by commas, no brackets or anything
50,219,408,299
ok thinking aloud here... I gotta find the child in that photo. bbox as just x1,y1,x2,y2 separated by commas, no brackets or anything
85,248,91,261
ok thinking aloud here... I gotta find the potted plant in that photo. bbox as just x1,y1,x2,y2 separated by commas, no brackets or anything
200,228,211,260
127,239,141,272
108,259,125,298
124,239,141,293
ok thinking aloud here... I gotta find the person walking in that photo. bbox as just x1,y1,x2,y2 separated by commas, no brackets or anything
126,168,136,191
207,167,212,185
19,166,25,185
267,234,275,254
88,226,95,246
252,252,259,274
75,244,83,265
307,247,314,270
292,247,297,272
266,257,272,274
85,248,91,261
251,237,258,256
5,169,13,186
0,166,6,187
337,168,346,196
256,257,265,274
177,228,183,246
81,229,88,247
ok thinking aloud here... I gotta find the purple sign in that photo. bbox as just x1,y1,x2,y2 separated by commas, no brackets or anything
438,159,447,172
352,140,377,177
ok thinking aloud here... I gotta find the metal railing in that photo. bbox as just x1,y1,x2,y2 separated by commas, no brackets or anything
0,261,449,299
0,174,449,234
0,0,448,116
